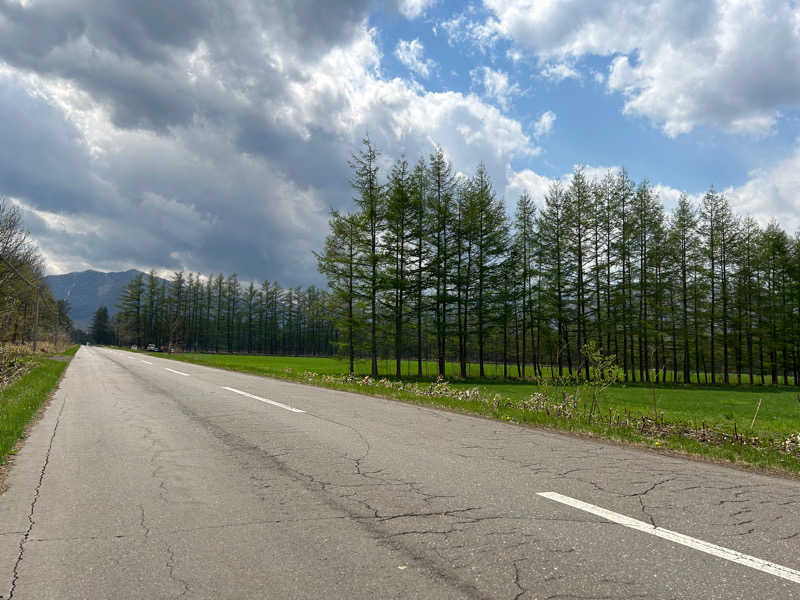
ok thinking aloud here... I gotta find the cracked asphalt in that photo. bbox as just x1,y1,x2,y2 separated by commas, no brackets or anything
1,346,799,599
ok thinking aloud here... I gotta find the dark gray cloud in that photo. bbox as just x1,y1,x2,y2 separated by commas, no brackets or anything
0,70,331,284
0,0,374,284
0,0,371,132
0,0,534,286
0,84,100,212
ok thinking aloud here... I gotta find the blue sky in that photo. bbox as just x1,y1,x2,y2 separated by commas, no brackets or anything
373,1,800,194
1,0,799,283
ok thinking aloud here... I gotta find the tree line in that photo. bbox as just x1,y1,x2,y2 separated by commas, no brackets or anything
0,197,72,348
114,270,337,355
317,138,800,385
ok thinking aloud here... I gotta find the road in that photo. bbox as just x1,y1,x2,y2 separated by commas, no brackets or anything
1,346,799,599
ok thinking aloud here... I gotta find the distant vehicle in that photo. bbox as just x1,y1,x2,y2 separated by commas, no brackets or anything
146,344,158,351
130,345,138,350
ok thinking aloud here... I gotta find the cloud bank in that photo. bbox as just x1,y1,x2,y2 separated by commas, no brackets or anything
0,0,536,282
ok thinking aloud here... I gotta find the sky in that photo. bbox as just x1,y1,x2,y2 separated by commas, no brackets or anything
2,0,800,286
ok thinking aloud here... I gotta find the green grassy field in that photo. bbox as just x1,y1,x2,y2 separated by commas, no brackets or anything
0,347,75,464
153,353,799,437
130,351,800,474
451,381,800,441
152,353,798,386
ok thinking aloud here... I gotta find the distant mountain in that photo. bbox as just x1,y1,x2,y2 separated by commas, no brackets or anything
44,269,153,330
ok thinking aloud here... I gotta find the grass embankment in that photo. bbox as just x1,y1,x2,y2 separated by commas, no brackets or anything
128,351,800,475
0,345,76,464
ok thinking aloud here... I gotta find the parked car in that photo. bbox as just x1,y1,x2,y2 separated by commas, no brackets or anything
146,344,158,351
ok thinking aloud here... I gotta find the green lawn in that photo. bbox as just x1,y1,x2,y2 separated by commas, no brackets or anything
128,350,800,474
448,381,800,441
147,352,800,438
0,349,74,464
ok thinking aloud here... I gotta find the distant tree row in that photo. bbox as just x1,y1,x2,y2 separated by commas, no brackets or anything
0,197,72,347
317,138,800,385
114,270,337,355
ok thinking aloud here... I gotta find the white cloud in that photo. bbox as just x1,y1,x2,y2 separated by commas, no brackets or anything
578,165,620,183
726,144,800,233
540,62,579,82
505,168,553,206
506,48,523,63
533,110,556,138
470,66,520,111
438,13,500,52
397,0,437,19
483,0,800,137
651,184,696,211
394,38,436,79
507,149,800,236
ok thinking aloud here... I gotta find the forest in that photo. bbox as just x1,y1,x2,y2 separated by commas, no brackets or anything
316,139,800,386
111,270,336,357
0,197,71,350
113,139,800,387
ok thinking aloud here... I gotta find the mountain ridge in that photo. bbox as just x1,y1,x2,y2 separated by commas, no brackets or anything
44,269,162,330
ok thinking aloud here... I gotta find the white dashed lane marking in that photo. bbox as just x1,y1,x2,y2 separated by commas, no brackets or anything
221,386,305,413
165,367,190,377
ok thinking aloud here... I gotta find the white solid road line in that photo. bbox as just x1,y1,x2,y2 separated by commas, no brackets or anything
538,491,800,585
221,386,305,414
165,367,190,377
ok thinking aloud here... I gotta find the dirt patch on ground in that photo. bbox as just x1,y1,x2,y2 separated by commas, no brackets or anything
45,355,71,362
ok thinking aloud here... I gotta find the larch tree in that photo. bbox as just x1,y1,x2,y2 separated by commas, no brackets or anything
514,191,536,378
468,163,508,377
565,167,593,380
383,158,415,377
426,146,456,377
409,158,428,376
350,136,384,377
538,181,571,376
613,170,636,381
669,194,699,383
316,211,363,375
700,188,724,383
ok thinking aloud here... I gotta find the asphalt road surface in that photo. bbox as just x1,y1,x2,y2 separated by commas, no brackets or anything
1,346,799,599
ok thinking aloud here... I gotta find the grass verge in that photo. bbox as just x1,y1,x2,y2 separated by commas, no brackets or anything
123,350,800,476
0,348,74,465
59,345,79,357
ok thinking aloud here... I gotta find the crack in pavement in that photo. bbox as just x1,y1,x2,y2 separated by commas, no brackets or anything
388,528,457,538
512,559,527,600
376,507,480,521
143,380,491,600
164,540,191,599
139,504,151,539
6,394,67,600
638,496,656,528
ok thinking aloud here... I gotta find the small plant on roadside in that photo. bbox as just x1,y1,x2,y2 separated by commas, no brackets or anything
582,341,619,420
